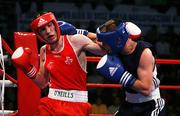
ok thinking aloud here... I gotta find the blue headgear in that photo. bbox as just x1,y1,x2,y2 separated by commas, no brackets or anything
96,22,129,54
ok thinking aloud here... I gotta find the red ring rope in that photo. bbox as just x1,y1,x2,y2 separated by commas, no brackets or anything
87,83,180,90
86,56,180,64
2,37,13,55
0,69,17,85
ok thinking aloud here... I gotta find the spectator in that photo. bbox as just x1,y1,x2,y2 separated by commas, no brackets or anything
108,95,120,114
91,96,108,114
154,36,171,58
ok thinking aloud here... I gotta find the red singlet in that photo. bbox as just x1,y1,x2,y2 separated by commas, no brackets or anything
35,35,91,116
45,35,87,91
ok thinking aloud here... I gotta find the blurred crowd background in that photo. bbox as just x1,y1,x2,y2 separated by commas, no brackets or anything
1,0,180,115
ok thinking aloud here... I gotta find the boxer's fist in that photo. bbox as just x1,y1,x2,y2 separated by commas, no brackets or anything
58,21,77,35
96,54,136,87
11,47,37,79
58,21,89,36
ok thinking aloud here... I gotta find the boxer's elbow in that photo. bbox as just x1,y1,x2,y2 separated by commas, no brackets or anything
140,85,152,96
134,81,152,96
141,89,151,96
33,74,49,89
38,83,48,89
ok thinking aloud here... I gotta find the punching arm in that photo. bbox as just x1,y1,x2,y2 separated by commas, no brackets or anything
12,46,50,89
32,46,50,89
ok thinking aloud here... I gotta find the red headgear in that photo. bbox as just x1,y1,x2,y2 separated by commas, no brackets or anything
30,12,61,43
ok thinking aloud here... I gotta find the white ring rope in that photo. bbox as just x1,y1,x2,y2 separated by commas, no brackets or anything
0,80,17,87
0,110,16,114
0,34,5,116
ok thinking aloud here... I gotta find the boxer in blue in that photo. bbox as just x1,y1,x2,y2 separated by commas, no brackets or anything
96,19,165,116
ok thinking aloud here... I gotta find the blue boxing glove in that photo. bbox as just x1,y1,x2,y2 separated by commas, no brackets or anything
58,21,88,36
96,54,136,87
58,21,77,35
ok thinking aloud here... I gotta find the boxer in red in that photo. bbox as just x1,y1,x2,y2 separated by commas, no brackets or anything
11,12,107,116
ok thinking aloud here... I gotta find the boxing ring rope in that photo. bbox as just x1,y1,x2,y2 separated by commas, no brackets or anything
87,84,180,90
0,37,17,85
86,56,180,64
0,70,17,84
1,34,180,116
0,34,6,116
0,36,17,116
1,37,13,55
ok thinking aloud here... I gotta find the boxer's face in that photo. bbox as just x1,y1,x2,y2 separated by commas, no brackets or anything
38,22,58,44
102,39,129,55
121,38,136,55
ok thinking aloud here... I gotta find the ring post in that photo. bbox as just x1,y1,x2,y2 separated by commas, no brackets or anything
13,32,40,116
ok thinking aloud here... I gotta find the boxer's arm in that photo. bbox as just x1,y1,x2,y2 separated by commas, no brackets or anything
131,48,154,96
75,29,97,41
71,34,107,56
76,29,100,42
32,46,50,89
83,37,107,55
86,32,97,42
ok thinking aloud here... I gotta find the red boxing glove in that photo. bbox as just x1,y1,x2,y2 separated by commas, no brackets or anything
11,47,37,79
